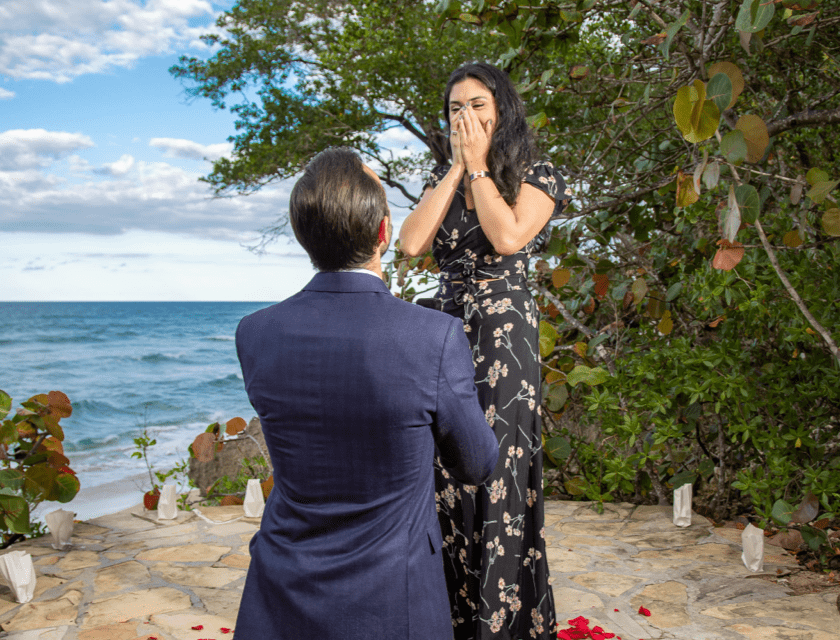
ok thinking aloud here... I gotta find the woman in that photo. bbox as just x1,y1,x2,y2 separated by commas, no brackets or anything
400,63,570,640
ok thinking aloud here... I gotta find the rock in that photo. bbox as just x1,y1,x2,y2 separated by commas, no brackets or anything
188,417,272,496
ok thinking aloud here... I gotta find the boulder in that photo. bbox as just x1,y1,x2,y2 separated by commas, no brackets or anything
188,417,272,496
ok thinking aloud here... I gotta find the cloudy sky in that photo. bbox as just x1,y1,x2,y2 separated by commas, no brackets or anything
1,0,421,301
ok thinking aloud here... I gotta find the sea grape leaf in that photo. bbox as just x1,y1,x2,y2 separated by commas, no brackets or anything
822,209,840,236
564,476,587,496
676,171,699,207
703,160,721,190
526,112,548,130
800,526,827,552
734,184,760,223
790,492,820,523
658,310,674,335
771,498,795,525
711,240,745,270
665,282,683,301
545,385,568,413
632,278,648,305
544,436,572,465
0,469,25,492
708,62,744,109
225,417,247,436
569,65,589,79
806,168,829,185
539,321,559,359
724,184,742,242
47,391,72,418
805,180,839,204
53,472,81,503
721,130,747,164
783,230,803,247
736,0,776,33
736,115,770,162
192,432,217,463
566,365,609,388
0,390,11,420
552,267,571,288
706,73,733,113
0,495,30,534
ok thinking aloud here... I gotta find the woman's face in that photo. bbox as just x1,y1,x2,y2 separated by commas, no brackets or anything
448,77,498,134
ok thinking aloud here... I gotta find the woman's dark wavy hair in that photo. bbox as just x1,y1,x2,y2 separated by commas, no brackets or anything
443,62,536,206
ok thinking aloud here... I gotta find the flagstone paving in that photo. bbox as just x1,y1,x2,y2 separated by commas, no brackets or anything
0,501,837,639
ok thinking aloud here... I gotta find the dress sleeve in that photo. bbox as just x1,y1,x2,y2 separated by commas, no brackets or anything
522,161,572,220
423,165,450,192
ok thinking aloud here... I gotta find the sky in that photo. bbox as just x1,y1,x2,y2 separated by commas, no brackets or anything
0,0,423,301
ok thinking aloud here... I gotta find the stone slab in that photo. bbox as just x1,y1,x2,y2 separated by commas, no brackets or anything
571,572,643,597
726,623,837,640
135,544,230,563
546,547,590,572
701,593,840,633
219,555,250,570
192,587,243,620
82,587,191,628
94,561,152,595
77,621,143,640
207,521,258,538
551,586,604,612
57,550,101,572
557,522,624,537
630,581,690,628
151,611,237,640
3,625,70,639
1,590,82,632
151,564,242,589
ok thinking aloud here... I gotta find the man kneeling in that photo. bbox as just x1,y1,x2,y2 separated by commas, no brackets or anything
233,147,499,640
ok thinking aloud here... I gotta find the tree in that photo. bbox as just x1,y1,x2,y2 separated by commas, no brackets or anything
438,0,840,548
170,0,504,235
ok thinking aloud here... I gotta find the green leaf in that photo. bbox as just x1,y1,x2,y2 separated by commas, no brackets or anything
660,10,689,61
539,320,559,359
806,180,838,204
771,499,795,526
632,278,648,305
706,73,733,113
702,160,721,190
545,383,568,413
800,525,827,552
721,130,748,164
724,184,742,243
564,476,587,496
0,390,10,420
670,470,697,489
0,469,25,492
566,365,609,388
544,436,572,465
0,495,30,534
735,184,761,223
0,421,17,445
736,0,776,33
53,472,81,503
822,209,840,236
526,112,548,130
806,168,829,186
687,101,720,143
665,282,683,301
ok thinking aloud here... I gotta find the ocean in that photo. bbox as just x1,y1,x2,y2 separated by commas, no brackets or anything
0,301,271,521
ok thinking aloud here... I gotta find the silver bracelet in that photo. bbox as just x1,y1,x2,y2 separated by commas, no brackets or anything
469,170,490,182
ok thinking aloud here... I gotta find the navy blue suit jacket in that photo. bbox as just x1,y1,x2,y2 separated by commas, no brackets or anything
233,271,499,640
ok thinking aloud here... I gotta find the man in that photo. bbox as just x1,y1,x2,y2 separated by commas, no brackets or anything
233,147,499,640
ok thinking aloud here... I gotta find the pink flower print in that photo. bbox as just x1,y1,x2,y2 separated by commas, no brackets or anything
489,478,507,503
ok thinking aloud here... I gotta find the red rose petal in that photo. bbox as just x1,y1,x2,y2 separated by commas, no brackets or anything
220,628,233,634
638,605,651,616
191,626,204,630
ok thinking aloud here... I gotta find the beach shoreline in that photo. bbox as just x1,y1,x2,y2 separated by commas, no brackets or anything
34,472,149,523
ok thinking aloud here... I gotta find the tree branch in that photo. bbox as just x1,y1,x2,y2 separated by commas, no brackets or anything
766,106,840,137
754,219,840,365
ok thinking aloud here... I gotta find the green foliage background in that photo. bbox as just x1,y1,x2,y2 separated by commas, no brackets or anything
174,0,840,564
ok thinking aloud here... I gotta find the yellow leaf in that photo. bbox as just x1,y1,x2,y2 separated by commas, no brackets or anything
821,209,840,236
736,114,770,163
795,437,802,448
552,267,571,288
658,310,674,335
783,230,803,248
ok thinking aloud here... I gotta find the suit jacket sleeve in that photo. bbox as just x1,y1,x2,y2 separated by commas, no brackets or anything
433,318,500,484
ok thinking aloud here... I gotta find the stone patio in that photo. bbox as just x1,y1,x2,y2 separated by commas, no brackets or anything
0,501,837,639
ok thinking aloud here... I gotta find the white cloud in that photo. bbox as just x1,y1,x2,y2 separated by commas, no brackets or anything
97,153,136,176
0,0,218,83
0,87,14,99
150,137,232,161
0,128,94,170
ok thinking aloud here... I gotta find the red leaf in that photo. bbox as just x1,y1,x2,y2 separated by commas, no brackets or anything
638,605,651,616
711,239,744,271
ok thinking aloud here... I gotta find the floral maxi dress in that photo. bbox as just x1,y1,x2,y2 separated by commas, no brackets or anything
427,161,570,640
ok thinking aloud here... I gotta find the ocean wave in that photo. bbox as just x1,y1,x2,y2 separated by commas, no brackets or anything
208,373,243,388
204,335,235,342
70,398,122,417
32,335,107,344
139,352,191,364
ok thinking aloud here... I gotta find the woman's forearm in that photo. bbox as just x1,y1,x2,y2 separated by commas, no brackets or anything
399,164,464,256
470,177,554,256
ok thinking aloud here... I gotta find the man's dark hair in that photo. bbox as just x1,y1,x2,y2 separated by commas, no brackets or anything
290,147,388,271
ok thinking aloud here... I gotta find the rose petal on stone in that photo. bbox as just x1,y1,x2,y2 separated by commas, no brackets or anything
638,605,652,616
